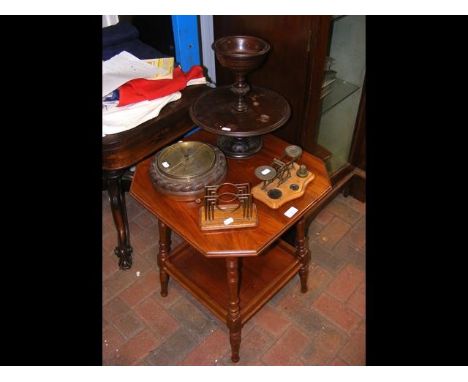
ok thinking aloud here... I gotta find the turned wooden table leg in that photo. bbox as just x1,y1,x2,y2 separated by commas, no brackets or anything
226,257,242,363
107,170,133,270
158,220,172,297
296,217,311,293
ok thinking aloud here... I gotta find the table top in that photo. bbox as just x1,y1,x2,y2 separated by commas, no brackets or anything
189,86,291,137
103,85,211,171
130,130,331,258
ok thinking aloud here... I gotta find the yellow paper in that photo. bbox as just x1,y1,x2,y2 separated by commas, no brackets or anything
144,57,174,80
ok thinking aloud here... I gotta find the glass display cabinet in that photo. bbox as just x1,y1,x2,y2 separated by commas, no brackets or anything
316,15,366,176
213,15,366,201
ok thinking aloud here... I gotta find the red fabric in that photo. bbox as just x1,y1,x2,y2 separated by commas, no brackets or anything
118,65,205,106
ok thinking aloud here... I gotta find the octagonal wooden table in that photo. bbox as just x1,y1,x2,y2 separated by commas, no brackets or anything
130,129,331,363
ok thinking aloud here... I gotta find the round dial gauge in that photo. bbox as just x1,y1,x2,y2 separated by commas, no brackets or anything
157,141,216,179
150,141,227,201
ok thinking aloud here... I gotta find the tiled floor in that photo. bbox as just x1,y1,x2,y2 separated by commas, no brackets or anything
103,191,365,366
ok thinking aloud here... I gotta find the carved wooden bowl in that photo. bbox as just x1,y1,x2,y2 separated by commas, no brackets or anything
212,35,272,114
212,35,270,76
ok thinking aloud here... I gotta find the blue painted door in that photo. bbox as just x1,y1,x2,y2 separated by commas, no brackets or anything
171,16,201,71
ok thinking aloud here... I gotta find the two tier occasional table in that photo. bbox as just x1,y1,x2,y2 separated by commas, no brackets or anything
130,129,332,363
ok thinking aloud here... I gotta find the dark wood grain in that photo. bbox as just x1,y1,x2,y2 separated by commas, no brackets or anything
226,257,242,362
214,16,327,146
131,129,332,362
164,241,301,324
299,16,332,154
190,86,291,137
107,170,133,270
103,85,211,269
211,15,366,252
158,220,171,297
103,85,211,171
130,130,332,258
296,217,310,293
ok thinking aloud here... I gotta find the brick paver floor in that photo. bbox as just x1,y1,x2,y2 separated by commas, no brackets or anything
103,191,365,365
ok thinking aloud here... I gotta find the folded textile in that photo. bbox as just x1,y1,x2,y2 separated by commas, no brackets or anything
103,89,119,103
118,65,206,106
102,91,182,136
102,84,119,111
103,22,139,48
102,22,166,61
102,50,158,97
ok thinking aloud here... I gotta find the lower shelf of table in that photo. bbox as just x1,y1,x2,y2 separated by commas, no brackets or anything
164,240,301,325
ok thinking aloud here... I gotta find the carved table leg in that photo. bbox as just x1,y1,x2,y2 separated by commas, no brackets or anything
107,171,133,270
296,217,311,293
158,220,172,297
226,257,242,363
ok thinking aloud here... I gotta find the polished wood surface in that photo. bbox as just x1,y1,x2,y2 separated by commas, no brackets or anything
189,86,291,137
226,257,242,362
251,163,316,209
130,130,332,257
299,16,332,155
103,85,211,269
103,85,211,171
158,220,171,297
214,16,329,146
296,217,311,293
213,17,345,163
131,130,331,362
212,15,366,212
163,239,300,324
213,35,270,114
107,170,133,269
199,203,258,231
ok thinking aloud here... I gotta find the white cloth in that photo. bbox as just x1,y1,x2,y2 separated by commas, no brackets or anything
102,91,182,136
187,77,207,86
102,51,157,97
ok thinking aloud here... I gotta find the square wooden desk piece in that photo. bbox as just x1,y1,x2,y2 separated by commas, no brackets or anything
130,130,332,363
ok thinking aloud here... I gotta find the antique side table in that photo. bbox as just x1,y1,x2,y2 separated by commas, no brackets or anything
130,129,332,362
103,85,210,270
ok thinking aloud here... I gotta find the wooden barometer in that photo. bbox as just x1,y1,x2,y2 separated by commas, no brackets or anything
149,141,227,201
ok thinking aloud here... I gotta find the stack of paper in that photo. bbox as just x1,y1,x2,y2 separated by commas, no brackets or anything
144,57,175,80
102,51,159,97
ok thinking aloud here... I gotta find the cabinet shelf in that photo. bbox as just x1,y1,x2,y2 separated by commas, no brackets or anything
165,240,301,325
321,78,360,115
